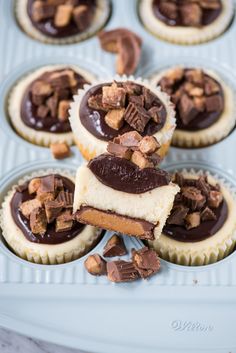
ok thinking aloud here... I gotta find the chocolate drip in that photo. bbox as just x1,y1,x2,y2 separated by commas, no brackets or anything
79,83,167,141
20,69,87,133
88,154,170,193
27,0,96,38
152,0,222,27
11,175,85,245
163,199,228,242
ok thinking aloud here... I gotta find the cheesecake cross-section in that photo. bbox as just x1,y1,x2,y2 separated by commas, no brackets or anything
73,132,179,240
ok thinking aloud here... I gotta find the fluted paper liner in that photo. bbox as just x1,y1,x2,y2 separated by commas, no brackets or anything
69,74,176,160
8,64,96,147
0,168,102,265
139,0,234,45
15,0,111,45
149,168,236,266
151,68,236,148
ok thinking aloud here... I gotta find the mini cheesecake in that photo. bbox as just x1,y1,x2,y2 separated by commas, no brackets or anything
69,78,176,160
0,172,101,264
16,0,111,44
8,65,95,147
150,172,236,266
151,67,235,148
139,0,234,45
73,131,180,240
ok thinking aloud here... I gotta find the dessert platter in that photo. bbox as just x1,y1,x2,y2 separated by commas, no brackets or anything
0,0,236,352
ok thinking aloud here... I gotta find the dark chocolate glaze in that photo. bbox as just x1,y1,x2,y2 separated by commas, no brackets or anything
163,199,228,242
161,70,224,131
79,83,167,141
27,0,96,38
152,0,222,27
20,69,88,133
88,154,171,194
10,174,85,245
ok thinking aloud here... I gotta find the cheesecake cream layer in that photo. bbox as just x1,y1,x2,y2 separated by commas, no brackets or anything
73,164,179,239
16,0,111,45
150,173,236,266
139,0,234,45
151,68,236,148
0,171,101,265
8,64,95,147
69,76,176,160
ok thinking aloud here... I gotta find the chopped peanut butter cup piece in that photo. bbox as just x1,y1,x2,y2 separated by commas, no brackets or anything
107,260,139,283
180,3,202,27
28,178,41,194
107,142,132,159
167,205,189,226
179,94,199,125
54,4,73,27
185,212,201,230
207,190,223,208
56,191,73,208
50,142,71,160
104,108,125,130
73,5,91,31
103,234,127,257
58,100,70,122
102,84,126,109
56,210,73,232
182,186,206,211
30,207,47,235
45,200,63,223
131,150,153,169
32,1,55,22
88,94,109,111
201,206,217,221
132,247,160,279
84,254,107,276
139,136,160,155
124,103,150,133
117,131,142,148
20,199,42,219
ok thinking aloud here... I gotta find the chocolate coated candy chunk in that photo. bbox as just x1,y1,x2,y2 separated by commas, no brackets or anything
205,94,223,112
103,234,127,257
84,254,107,276
132,247,160,279
124,103,150,132
178,94,199,125
180,4,203,27
182,186,206,211
107,260,139,283
107,142,132,159
30,207,47,235
185,212,201,230
201,207,217,222
88,154,170,194
167,205,189,226
45,200,63,223
38,175,56,193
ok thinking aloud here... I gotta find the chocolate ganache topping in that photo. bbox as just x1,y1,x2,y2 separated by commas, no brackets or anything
88,131,170,194
163,173,228,242
21,68,88,133
159,68,224,131
27,0,96,39
11,174,85,245
152,0,222,28
79,81,167,141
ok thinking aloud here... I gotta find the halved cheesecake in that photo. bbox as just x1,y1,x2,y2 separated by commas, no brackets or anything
73,131,179,240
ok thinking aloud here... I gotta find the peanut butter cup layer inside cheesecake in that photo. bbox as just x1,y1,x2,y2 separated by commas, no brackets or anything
73,131,179,240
